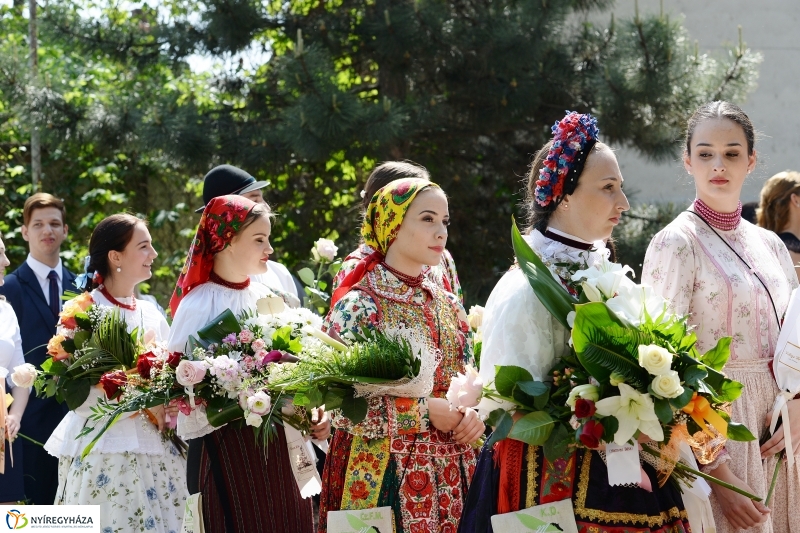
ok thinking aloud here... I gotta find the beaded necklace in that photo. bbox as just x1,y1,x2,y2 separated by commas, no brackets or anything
693,198,742,231
209,270,251,290
380,262,425,288
99,285,136,311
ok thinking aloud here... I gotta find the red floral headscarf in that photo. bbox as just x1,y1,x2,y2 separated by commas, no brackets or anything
169,195,257,315
330,178,439,307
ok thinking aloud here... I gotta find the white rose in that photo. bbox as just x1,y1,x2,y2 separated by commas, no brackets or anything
247,390,271,416
11,363,38,388
638,344,674,376
245,412,264,427
581,281,604,302
566,384,599,409
467,305,484,331
312,238,338,262
651,371,684,399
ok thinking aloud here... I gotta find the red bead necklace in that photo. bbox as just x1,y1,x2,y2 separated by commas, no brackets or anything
99,285,137,311
209,270,251,291
693,198,742,231
381,262,425,288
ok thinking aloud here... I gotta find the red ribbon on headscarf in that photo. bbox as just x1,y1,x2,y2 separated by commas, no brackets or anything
330,251,384,308
169,195,257,316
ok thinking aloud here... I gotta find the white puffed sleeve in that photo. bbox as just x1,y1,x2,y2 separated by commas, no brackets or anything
477,268,567,414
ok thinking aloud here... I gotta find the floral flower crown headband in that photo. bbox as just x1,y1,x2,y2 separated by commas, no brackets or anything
534,111,600,207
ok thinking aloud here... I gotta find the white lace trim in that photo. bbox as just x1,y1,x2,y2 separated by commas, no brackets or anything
352,325,442,399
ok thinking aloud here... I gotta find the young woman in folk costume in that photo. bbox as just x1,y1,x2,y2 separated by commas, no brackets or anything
643,102,799,532
168,195,329,533
332,161,463,302
45,214,187,533
318,178,484,533
459,112,695,533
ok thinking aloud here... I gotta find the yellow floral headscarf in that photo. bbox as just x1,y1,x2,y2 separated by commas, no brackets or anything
330,178,440,307
362,178,440,255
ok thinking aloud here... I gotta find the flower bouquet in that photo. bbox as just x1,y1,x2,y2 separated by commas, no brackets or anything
449,220,759,499
80,299,327,452
35,292,144,410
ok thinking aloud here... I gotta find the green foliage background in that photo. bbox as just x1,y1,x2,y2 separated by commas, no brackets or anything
0,0,761,308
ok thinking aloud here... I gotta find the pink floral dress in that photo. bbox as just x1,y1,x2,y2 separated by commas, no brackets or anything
643,210,799,533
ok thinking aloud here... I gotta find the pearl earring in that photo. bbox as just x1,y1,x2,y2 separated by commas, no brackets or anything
116,267,121,273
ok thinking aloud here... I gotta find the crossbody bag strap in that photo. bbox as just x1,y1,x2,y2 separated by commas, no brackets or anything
685,209,782,328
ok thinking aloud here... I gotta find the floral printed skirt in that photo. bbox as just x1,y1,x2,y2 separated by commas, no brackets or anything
319,429,477,533
55,444,188,533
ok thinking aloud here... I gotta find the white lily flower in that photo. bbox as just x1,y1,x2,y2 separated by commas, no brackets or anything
606,284,672,327
595,383,664,445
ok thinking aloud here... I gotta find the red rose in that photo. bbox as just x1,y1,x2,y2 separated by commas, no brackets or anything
579,420,604,449
137,354,156,378
574,398,596,419
61,316,78,330
166,351,183,369
100,370,128,400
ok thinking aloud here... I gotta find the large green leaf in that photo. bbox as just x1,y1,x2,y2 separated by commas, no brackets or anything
494,365,533,398
511,218,577,329
727,422,756,442
340,391,369,424
508,411,554,445
571,303,649,388
197,309,242,344
486,409,514,447
206,397,244,427
62,378,92,411
701,337,732,371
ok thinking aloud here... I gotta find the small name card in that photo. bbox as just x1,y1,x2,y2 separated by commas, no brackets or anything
327,507,394,533
490,499,578,532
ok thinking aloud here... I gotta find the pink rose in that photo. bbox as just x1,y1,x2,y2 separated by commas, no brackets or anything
175,360,207,387
445,365,483,409
251,338,266,351
238,330,254,343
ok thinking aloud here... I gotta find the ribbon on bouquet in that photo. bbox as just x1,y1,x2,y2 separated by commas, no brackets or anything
770,391,797,468
283,422,322,498
682,393,728,437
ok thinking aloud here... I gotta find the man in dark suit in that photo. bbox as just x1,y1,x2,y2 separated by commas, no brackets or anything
0,193,77,504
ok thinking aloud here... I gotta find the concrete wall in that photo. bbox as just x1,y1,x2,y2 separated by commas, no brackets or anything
606,0,800,205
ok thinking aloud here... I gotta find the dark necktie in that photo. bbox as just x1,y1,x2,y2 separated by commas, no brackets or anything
47,270,60,318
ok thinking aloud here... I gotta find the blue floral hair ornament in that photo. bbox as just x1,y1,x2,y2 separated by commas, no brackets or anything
534,111,600,207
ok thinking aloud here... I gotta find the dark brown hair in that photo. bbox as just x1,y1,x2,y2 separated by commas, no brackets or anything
685,101,755,156
86,214,145,289
525,141,606,232
757,171,800,232
237,203,273,235
361,161,430,209
23,192,66,225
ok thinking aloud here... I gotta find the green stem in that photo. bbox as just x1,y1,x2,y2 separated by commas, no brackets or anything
641,444,762,501
16,432,45,447
765,451,783,507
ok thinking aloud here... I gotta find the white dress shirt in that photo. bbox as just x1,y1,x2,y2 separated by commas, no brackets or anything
25,254,63,307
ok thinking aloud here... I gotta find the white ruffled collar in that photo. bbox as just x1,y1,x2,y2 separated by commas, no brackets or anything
527,229,609,280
